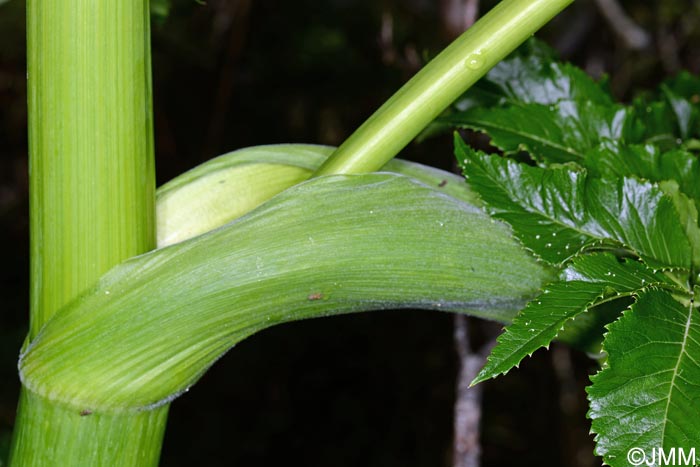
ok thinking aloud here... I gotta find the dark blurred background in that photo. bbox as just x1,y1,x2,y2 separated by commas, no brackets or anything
1,0,699,465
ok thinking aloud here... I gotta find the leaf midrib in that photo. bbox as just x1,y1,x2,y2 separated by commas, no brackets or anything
459,114,585,160
660,296,694,445
490,179,607,250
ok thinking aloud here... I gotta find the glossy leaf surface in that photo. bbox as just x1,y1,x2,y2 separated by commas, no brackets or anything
456,136,692,269
451,40,700,466
472,254,675,385
588,288,700,465
445,100,636,164
455,39,612,109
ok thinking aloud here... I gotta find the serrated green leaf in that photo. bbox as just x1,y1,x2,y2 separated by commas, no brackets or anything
425,38,614,141
630,72,700,148
472,254,673,385
631,98,680,150
588,288,700,466
456,135,692,268
660,184,700,271
586,141,700,204
664,71,700,101
480,50,610,107
583,142,700,268
662,85,696,141
662,71,700,140
444,100,636,164
454,38,611,110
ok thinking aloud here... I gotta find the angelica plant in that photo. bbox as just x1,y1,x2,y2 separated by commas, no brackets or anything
9,0,573,465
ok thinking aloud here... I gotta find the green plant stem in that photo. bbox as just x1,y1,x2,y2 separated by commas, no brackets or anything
313,0,574,176
10,1,574,464
10,391,167,466
10,0,162,465
26,0,156,338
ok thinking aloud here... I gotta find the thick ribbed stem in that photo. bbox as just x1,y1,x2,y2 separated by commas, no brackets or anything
10,391,167,466
10,0,164,465
26,0,156,338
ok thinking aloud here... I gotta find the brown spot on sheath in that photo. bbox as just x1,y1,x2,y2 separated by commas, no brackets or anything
307,293,324,301
438,179,448,187
79,409,93,416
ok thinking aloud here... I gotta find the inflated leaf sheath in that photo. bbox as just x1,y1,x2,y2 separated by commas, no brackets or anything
20,172,551,411
156,144,480,247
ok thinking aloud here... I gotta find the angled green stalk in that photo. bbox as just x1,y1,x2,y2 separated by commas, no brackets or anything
314,0,574,175
10,0,164,465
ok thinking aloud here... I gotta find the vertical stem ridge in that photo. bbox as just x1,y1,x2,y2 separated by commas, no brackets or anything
11,0,162,465
10,391,168,467
27,0,155,338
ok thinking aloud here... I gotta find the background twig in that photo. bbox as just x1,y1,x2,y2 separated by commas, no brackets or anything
593,0,650,50
441,0,479,39
452,315,494,467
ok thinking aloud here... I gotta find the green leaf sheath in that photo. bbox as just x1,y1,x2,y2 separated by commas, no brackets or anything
314,0,574,175
455,136,692,268
472,254,677,385
156,145,331,246
157,144,480,247
20,173,551,412
588,288,700,466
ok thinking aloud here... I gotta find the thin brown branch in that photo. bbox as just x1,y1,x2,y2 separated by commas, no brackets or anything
452,315,494,467
441,0,480,39
593,0,650,50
